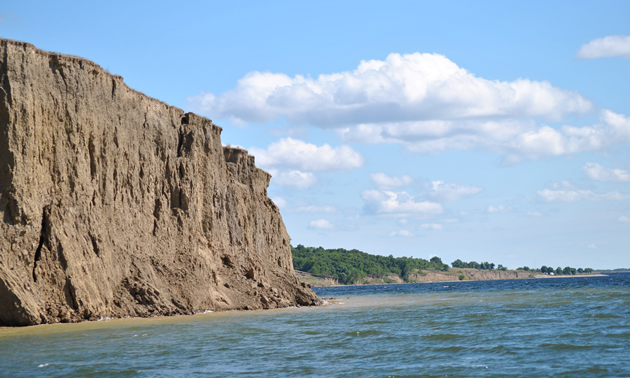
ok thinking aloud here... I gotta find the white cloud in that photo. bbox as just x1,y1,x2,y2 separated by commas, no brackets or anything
527,211,543,217
537,182,630,202
389,230,415,237
308,219,334,230
554,180,576,189
295,205,337,213
370,173,413,190
429,180,482,201
583,162,630,182
270,170,317,189
619,216,630,223
250,138,364,172
418,223,443,230
340,109,630,162
272,196,287,208
487,205,509,213
577,35,630,59
362,190,443,215
188,52,630,162
587,243,598,249
189,52,592,126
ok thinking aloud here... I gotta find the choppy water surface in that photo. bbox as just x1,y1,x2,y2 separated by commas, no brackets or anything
1,275,629,377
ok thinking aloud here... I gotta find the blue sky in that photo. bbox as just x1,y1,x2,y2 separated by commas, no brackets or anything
3,1,630,269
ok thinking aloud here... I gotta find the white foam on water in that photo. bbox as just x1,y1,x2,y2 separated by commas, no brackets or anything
38,363,49,368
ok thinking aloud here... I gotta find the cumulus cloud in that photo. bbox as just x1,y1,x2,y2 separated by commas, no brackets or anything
340,109,630,162
189,52,592,126
583,162,630,182
487,205,509,213
537,182,630,202
185,51,630,162
272,196,287,208
577,35,630,59
418,223,443,230
295,205,337,213
371,173,413,190
269,170,317,189
619,216,630,223
308,219,334,230
250,138,364,172
362,190,443,216
429,180,483,201
389,230,414,237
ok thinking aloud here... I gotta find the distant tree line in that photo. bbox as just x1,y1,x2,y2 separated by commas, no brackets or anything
536,266,593,275
292,245,449,284
451,259,508,271
451,261,594,275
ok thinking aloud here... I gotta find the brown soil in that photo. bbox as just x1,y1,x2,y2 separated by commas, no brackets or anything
0,39,319,326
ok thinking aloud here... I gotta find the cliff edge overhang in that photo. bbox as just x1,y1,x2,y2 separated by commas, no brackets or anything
0,39,319,326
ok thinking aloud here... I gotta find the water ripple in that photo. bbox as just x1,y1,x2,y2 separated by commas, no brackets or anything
0,274,628,377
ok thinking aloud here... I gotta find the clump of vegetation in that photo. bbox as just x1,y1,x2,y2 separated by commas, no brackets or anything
451,259,501,270
292,245,449,285
537,266,593,275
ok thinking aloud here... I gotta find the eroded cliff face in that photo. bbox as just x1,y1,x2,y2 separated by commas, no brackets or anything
0,39,319,326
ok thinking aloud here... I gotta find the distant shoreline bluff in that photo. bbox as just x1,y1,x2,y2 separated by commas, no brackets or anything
297,269,609,287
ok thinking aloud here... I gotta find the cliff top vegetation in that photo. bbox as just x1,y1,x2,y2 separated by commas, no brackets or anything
292,245,449,284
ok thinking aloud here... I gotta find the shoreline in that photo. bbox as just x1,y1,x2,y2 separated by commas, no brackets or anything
1,273,613,330
533,273,608,279
306,272,609,288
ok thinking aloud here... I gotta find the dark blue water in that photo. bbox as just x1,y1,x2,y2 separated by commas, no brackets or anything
1,275,629,377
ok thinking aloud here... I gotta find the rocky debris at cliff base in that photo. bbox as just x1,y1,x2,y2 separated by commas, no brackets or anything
0,38,319,327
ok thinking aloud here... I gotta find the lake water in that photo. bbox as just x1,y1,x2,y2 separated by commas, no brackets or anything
1,274,629,377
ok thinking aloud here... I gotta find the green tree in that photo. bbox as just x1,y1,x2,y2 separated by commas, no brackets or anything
430,256,443,265
291,245,449,284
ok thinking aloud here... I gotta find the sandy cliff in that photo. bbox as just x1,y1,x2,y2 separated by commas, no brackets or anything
407,269,534,282
0,39,319,326
297,269,535,286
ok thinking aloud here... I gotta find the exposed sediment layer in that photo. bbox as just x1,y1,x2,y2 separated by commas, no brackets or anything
0,39,319,326
298,269,536,286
